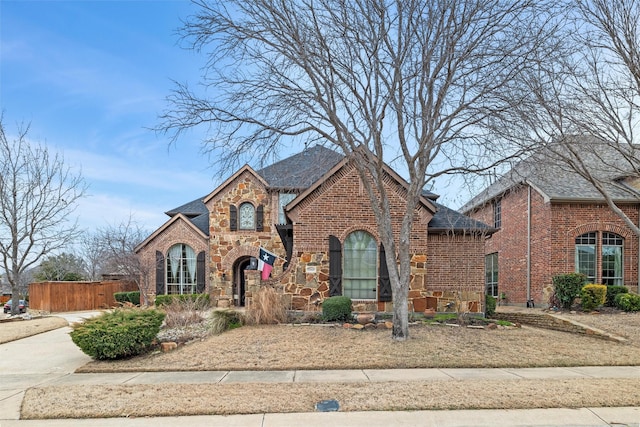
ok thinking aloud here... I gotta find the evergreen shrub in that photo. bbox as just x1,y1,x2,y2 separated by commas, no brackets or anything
552,273,587,309
70,308,165,360
322,296,352,322
615,293,640,312
114,291,140,306
580,284,607,312
606,285,628,307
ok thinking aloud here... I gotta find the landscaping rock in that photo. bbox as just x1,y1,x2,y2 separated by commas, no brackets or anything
487,323,498,330
364,323,377,330
352,324,365,330
384,321,393,329
160,342,178,352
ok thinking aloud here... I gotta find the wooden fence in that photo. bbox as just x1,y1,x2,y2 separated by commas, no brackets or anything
28,280,138,312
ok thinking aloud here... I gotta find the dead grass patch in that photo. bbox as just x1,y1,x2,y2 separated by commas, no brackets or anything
79,316,640,373
0,316,68,344
21,378,640,419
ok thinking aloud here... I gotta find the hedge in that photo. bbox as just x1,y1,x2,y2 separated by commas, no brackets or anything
114,291,140,306
552,273,587,309
606,285,628,307
154,293,210,308
615,293,640,312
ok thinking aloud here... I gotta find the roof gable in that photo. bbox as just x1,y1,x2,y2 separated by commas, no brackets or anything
203,165,268,204
461,139,640,213
287,154,437,218
134,213,208,253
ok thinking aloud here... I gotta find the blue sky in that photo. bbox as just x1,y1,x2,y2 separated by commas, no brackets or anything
1,0,467,237
1,0,216,233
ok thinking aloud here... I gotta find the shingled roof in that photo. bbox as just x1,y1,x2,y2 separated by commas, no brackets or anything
256,145,344,189
164,144,488,235
461,140,640,213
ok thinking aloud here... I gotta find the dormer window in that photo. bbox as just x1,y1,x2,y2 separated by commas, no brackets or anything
239,202,255,230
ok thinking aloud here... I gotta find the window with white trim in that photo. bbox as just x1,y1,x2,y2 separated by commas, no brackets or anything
166,244,197,295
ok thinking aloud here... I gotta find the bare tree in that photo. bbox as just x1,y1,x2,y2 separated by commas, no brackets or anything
493,0,640,236
96,217,152,305
78,232,108,281
158,0,561,340
0,117,86,315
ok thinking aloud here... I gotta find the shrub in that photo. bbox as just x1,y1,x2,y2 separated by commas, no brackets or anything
485,294,496,317
155,293,210,308
70,308,165,360
606,285,628,307
615,293,640,312
114,291,140,306
552,273,587,309
580,284,607,312
322,296,352,322
245,286,287,325
208,309,244,334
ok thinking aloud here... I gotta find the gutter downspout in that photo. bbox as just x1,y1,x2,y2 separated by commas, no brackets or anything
638,205,640,293
527,185,532,305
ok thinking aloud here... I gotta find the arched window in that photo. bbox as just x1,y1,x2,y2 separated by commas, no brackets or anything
575,231,624,285
166,244,197,295
343,231,377,300
602,232,623,286
239,202,255,230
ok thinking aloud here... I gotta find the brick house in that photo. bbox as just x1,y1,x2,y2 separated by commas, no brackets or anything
135,145,492,313
462,144,640,306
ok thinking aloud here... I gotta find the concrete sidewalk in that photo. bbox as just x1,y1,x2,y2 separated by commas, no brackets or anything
1,315,639,426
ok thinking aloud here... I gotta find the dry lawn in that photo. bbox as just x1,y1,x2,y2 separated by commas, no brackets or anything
15,310,640,419
0,316,68,344
79,312,640,372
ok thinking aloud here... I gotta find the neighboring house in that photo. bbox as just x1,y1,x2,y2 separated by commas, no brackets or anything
135,145,492,313
462,142,640,306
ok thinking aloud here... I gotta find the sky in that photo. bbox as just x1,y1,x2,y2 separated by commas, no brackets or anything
1,0,217,234
1,0,466,239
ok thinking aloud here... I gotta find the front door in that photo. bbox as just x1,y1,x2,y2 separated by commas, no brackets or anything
233,256,257,307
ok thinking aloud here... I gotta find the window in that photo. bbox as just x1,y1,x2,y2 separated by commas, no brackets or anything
166,244,197,295
485,253,498,297
602,232,623,286
239,203,255,230
575,232,596,283
574,232,624,285
343,231,377,299
278,193,296,224
493,199,502,228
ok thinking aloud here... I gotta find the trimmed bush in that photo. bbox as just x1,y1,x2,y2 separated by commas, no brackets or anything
114,291,140,306
70,308,165,360
606,285,628,307
154,293,210,308
580,284,607,312
552,273,587,309
322,296,352,322
485,294,496,317
615,293,640,312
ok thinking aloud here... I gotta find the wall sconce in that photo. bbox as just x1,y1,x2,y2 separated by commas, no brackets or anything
222,273,226,280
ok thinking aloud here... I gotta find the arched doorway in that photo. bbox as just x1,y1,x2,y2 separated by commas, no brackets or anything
233,256,257,307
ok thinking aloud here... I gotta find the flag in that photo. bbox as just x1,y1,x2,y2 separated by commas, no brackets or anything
257,247,276,280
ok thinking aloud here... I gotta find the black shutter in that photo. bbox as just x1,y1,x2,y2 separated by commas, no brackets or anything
256,205,264,231
155,251,164,295
230,205,237,231
329,235,342,296
196,251,206,294
378,244,392,302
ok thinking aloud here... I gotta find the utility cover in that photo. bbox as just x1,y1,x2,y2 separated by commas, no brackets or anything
315,399,340,412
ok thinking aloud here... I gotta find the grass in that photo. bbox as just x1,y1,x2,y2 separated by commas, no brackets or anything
15,310,640,419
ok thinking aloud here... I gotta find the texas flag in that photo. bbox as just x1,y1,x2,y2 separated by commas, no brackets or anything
258,247,277,280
